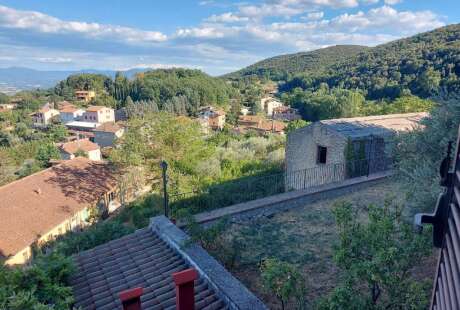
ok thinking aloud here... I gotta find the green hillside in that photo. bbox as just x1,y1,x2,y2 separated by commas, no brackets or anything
224,45,368,81
227,24,460,100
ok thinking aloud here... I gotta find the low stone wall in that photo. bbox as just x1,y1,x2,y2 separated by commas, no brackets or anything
178,171,393,228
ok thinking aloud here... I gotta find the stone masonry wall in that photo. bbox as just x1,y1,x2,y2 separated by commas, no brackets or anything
285,123,348,189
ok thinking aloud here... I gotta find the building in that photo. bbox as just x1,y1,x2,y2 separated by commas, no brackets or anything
272,106,301,121
0,103,16,112
240,106,250,116
236,115,286,135
198,106,226,130
59,139,101,161
93,122,124,147
65,121,100,132
260,97,283,116
75,90,96,102
70,216,267,310
285,112,427,189
83,106,115,123
31,104,60,127
0,158,119,265
59,105,85,124
416,125,460,310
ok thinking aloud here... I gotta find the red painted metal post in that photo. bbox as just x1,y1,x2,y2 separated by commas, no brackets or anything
172,268,198,310
119,287,143,310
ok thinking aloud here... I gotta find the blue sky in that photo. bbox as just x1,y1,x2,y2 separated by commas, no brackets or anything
0,0,458,75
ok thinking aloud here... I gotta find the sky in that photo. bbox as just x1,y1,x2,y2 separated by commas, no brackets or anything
0,0,458,75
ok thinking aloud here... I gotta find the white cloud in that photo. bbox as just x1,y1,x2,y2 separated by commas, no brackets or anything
305,11,324,20
36,57,73,64
0,5,167,44
328,5,444,33
175,27,228,39
384,0,402,4
206,12,249,23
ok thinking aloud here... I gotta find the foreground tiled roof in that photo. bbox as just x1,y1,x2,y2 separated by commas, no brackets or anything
320,112,428,138
71,227,226,310
61,139,100,154
0,158,117,258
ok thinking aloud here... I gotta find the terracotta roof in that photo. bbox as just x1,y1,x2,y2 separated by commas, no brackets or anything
71,227,227,310
86,106,107,112
60,139,100,154
59,105,79,113
0,158,117,258
320,112,428,138
94,122,122,133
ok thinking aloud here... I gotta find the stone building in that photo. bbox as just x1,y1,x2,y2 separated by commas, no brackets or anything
59,139,102,161
285,112,427,189
93,122,124,147
31,104,60,127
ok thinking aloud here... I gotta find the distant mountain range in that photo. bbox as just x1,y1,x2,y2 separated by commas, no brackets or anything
0,67,149,93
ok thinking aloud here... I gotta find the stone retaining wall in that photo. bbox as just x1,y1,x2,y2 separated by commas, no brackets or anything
178,171,393,228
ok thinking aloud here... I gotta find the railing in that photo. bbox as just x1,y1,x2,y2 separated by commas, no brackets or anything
168,156,393,217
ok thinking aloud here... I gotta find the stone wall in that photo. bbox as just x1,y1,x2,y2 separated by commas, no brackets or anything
179,171,392,229
285,123,348,189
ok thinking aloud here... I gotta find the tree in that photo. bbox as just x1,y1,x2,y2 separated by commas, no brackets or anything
260,258,306,310
396,98,460,212
319,201,432,309
286,119,310,133
35,143,60,167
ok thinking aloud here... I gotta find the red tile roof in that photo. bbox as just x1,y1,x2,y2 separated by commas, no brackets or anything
60,139,100,154
0,158,117,258
86,106,107,112
70,228,227,310
94,122,122,133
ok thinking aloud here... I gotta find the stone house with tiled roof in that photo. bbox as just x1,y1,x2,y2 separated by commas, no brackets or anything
285,112,427,189
59,104,85,124
71,216,267,310
59,139,101,161
198,106,226,131
31,104,60,127
94,122,125,147
0,158,120,265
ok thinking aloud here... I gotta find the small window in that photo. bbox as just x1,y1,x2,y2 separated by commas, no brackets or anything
317,145,327,164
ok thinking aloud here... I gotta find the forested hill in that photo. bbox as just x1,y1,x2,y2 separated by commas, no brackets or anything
226,24,460,100
54,68,235,114
223,45,368,81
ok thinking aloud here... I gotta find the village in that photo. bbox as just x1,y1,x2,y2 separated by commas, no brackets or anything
0,81,440,310
0,4,458,308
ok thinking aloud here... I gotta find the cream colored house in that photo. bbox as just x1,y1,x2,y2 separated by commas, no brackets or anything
59,139,102,161
31,104,60,127
75,90,96,102
83,106,115,123
0,158,119,265
260,97,283,116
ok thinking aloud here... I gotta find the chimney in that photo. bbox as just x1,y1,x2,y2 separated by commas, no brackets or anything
172,268,198,310
119,287,143,310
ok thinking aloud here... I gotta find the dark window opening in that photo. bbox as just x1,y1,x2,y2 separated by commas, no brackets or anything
317,145,327,164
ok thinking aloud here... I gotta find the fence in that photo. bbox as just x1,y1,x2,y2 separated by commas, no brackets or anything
168,156,393,217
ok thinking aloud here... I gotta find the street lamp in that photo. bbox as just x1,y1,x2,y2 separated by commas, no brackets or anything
160,160,169,217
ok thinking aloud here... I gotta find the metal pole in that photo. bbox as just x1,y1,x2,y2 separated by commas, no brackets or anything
160,160,169,218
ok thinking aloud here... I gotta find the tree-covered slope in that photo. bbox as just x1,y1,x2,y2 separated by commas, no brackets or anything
227,24,460,100
54,68,236,113
315,23,460,99
224,45,368,81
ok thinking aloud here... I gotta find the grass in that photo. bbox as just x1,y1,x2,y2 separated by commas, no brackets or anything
211,179,437,309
